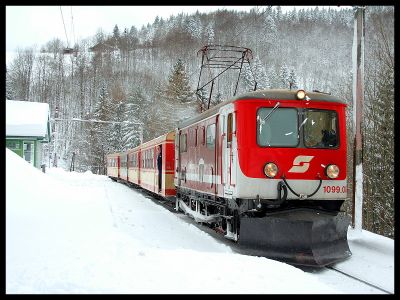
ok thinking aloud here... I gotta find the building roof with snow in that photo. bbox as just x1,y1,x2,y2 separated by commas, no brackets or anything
6,100,51,142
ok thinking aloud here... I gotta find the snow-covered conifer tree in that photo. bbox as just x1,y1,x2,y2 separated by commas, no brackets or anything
288,68,299,90
279,64,289,89
165,59,193,103
263,15,278,45
122,87,146,148
184,15,202,40
243,57,270,91
267,67,280,89
243,63,256,92
205,22,215,44
112,24,121,47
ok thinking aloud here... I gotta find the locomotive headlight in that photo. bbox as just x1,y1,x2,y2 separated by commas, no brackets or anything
296,89,306,100
326,164,339,179
264,162,278,178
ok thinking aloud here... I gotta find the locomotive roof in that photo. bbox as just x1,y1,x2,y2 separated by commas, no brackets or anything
233,89,346,103
177,89,346,129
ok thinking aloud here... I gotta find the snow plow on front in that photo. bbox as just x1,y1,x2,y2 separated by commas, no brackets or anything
239,209,351,266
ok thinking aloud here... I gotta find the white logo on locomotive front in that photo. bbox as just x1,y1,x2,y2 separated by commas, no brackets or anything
288,155,314,173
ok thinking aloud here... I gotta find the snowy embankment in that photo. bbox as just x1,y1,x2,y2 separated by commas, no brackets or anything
335,228,394,293
6,148,341,294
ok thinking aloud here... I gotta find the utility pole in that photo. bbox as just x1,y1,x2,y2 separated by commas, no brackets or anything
53,106,59,167
352,6,365,231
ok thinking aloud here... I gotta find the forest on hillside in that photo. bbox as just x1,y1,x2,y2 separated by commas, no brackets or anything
6,6,394,238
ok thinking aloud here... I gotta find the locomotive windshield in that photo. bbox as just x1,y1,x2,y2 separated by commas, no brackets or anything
257,108,298,147
257,108,339,148
303,110,338,148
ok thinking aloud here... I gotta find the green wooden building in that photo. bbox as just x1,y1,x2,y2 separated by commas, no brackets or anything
6,100,51,169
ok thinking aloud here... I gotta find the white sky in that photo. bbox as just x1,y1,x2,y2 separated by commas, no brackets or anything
6,6,346,52
5,148,394,293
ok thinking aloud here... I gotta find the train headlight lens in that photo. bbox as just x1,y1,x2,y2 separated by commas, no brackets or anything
264,162,278,178
326,164,339,179
296,89,306,100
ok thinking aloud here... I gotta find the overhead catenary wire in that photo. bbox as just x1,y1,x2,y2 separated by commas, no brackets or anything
59,6,70,48
71,6,76,47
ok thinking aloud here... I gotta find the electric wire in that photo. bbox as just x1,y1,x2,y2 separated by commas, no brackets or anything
71,6,76,47
59,6,70,48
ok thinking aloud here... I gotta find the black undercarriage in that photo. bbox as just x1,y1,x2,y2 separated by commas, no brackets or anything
176,186,351,267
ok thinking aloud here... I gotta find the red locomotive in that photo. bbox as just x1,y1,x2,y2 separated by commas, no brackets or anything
107,89,351,266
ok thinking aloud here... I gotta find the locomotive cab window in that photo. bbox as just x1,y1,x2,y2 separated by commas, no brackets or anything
257,108,298,147
303,110,338,148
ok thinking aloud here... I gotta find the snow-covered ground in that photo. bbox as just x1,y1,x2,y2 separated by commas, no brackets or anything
6,148,394,294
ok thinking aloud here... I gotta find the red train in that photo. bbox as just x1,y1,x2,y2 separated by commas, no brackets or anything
107,89,351,267
107,131,176,198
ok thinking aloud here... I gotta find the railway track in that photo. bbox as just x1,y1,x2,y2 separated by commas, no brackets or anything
325,266,392,294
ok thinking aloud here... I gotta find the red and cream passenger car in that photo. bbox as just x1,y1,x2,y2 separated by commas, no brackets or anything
106,152,120,179
127,146,141,186
106,131,176,198
138,131,176,197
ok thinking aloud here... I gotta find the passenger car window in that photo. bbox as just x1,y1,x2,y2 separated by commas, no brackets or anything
227,113,233,145
180,133,187,153
206,124,216,149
